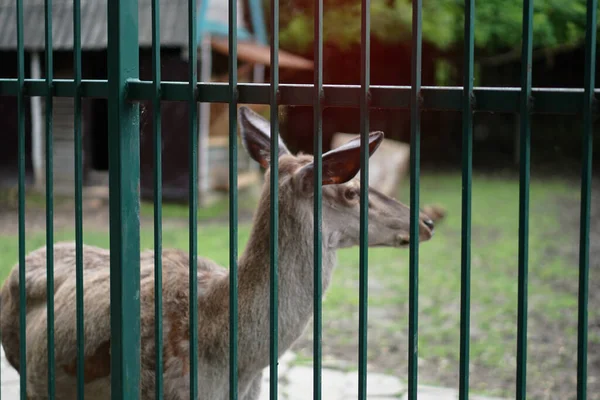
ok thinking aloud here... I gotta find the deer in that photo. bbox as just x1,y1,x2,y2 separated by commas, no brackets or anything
0,106,435,400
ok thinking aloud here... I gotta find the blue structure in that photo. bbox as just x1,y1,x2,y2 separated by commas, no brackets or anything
196,0,267,44
195,0,268,201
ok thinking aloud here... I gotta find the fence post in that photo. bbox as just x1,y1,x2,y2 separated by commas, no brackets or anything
408,0,422,398
577,0,598,398
107,0,142,398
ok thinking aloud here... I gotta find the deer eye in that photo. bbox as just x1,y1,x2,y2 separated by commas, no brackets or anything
344,188,358,201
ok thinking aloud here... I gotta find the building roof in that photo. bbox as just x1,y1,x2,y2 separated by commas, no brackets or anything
0,0,249,51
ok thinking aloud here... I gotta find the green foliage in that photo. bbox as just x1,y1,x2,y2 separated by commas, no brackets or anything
274,0,596,55
276,0,457,52
434,59,457,86
473,0,589,52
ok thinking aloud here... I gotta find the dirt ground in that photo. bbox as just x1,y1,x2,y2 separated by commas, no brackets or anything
0,179,598,399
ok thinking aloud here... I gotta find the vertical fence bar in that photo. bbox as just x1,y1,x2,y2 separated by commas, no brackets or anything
313,0,324,394
358,0,370,396
44,0,56,396
187,0,199,396
516,0,533,398
269,0,280,394
16,0,27,396
407,0,422,398
459,0,475,398
577,0,597,398
107,0,141,397
228,0,239,396
73,0,85,395
151,0,164,397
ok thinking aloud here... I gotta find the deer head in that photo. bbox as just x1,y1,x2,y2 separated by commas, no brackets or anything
238,106,434,250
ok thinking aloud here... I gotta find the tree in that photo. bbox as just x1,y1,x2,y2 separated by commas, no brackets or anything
271,0,595,59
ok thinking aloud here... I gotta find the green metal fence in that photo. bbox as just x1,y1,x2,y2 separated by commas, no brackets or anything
0,0,596,398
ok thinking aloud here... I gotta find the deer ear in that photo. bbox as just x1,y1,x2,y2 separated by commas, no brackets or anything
297,131,384,190
238,106,291,169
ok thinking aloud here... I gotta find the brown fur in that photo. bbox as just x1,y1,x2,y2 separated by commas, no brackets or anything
0,107,435,400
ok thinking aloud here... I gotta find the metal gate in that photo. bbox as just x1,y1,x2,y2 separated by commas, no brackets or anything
0,0,596,398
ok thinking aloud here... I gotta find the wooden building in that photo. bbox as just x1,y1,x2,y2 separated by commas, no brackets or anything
0,0,313,202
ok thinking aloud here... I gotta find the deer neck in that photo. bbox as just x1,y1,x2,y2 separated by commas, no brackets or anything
233,197,337,374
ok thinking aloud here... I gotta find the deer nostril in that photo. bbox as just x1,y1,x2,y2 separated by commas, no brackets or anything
423,219,434,231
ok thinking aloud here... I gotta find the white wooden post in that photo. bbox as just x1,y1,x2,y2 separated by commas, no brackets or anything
198,34,212,205
30,52,44,189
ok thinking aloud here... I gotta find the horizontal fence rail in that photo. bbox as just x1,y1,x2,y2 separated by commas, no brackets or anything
1,0,596,397
2,80,600,115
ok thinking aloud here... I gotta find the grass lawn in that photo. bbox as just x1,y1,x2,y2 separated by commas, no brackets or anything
0,171,596,399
